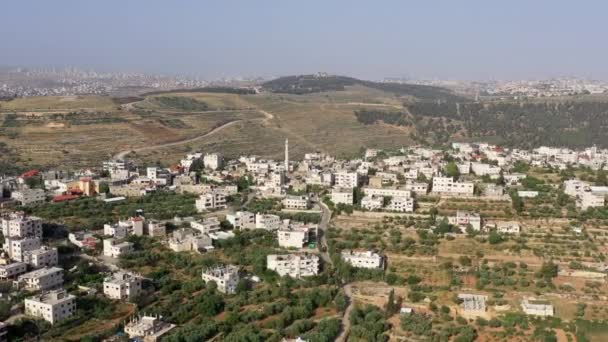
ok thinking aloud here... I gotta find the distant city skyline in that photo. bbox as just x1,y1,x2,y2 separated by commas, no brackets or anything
2,1,608,80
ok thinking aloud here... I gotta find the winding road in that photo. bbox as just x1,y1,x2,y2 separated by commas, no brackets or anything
112,109,274,160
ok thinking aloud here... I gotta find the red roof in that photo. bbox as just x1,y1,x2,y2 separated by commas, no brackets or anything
52,194,80,202
20,170,39,178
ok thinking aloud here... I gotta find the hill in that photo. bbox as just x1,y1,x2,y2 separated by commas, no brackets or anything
262,74,466,101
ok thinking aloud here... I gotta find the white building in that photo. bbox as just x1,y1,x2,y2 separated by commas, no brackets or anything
266,253,320,278
517,190,539,198
277,224,316,248
494,221,521,234
447,211,482,232
331,188,354,205
282,195,310,210
1,213,43,238
564,179,589,197
11,189,46,206
147,221,166,237
104,222,129,239
124,315,176,342
226,211,256,229
203,153,223,170
363,187,411,199
103,271,143,301
458,293,487,313
3,237,41,262
341,250,384,269
361,195,384,211
25,289,76,325
0,262,27,279
195,191,227,211
103,239,134,258
334,172,359,189
579,192,605,210
16,266,64,291
23,246,58,268
405,182,428,195
521,297,554,317
255,213,282,230
471,162,501,176
432,176,474,195
191,217,221,235
168,229,212,252
201,265,240,294
386,196,414,213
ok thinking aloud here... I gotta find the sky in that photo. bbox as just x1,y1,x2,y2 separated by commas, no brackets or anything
1,0,607,80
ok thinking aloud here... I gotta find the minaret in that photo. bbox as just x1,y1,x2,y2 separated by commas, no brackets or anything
284,138,289,172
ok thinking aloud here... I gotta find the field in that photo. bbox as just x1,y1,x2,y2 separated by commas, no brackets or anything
0,86,415,169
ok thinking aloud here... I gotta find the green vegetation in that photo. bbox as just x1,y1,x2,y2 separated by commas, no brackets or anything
153,96,210,111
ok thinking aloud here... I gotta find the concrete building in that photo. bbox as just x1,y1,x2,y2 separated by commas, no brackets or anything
521,297,554,316
103,239,134,258
23,246,58,268
226,211,256,229
11,189,46,206
405,182,428,195
124,315,176,342
68,231,99,249
16,267,64,291
24,289,76,324
363,187,411,199
277,224,316,248
494,221,521,234
203,153,223,170
334,171,359,189
517,190,539,198
191,217,221,235
103,271,143,301
282,195,310,210
386,196,414,213
578,191,605,210
195,191,227,211
331,188,354,205
361,195,384,211
168,229,212,252
201,265,240,294
1,213,43,238
3,237,41,262
255,213,282,230
267,253,320,278
564,179,589,197
147,221,166,237
448,211,482,232
0,262,27,279
458,293,487,313
341,250,384,269
103,222,129,239
432,176,474,195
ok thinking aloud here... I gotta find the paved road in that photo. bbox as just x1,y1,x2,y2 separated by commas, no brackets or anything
316,200,333,266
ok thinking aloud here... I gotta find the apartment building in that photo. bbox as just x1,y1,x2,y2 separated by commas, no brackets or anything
341,250,384,269
282,195,310,210
471,162,501,176
386,196,414,213
432,176,474,195
405,182,428,195
147,221,166,237
103,222,129,239
331,188,354,205
363,187,411,199
195,191,227,211
0,262,27,279
277,224,316,248
191,217,221,234
578,192,605,210
11,189,46,206
1,213,43,238
124,315,176,342
23,246,58,268
16,266,64,291
334,171,359,189
267,253,320,278
103,271,143,301
201,265,240,294
103,239,134,258
255,213,282,230
3,237,41,262
361,195,384,211
203,153,223,170
25,289,76,324
226,211,256,229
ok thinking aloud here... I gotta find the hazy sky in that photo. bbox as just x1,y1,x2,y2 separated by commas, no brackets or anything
2,0,607,80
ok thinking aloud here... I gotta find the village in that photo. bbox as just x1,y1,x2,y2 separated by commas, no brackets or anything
1,140,608,341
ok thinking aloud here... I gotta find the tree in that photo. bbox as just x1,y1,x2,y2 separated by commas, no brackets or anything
488,231,504,244
384,289,400,317
98,182,110,194
444,162,460,179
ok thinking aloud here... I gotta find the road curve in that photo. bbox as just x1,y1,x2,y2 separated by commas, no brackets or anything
112,109,274,160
